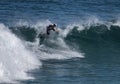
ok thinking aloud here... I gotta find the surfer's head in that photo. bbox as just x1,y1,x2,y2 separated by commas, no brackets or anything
53,24,57,27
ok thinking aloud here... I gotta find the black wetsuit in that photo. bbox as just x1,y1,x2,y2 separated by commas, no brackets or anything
38,25,56,45
46,25,55,35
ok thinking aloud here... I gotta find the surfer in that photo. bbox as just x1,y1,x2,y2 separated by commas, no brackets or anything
46,24,59,35
38,24,59,45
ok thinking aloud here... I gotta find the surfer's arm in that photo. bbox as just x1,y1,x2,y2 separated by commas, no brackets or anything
53,27,59,33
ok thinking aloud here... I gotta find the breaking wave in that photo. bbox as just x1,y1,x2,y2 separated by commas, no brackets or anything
0,23,41,83
1,17,120,83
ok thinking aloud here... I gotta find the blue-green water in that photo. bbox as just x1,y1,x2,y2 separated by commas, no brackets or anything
0,0,120,84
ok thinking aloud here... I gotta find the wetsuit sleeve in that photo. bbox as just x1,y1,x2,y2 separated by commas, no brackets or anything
52,28,55,31
46,26,50,35
47,30,50,35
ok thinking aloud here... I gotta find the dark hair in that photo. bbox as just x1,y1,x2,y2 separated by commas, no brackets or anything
53,24,56,27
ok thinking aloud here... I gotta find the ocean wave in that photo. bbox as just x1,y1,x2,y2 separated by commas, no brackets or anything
10,19,120,44
3,18,120,83
65,22,120,44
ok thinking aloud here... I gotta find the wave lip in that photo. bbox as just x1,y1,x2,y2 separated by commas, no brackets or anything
64,19,120,44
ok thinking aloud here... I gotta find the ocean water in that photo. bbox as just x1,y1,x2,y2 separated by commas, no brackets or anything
0,0,120,84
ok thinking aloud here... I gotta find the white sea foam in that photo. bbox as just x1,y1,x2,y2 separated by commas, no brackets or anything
112,20,120,27
0,23,41,83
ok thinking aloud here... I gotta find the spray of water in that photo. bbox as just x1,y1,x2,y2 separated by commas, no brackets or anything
0,23,41,83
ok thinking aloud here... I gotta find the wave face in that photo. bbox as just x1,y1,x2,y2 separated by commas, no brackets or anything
10,20,120,47
10,19,120,61
9,20,84,60
66,23,120,45
10,23,120,44
9,20,120,55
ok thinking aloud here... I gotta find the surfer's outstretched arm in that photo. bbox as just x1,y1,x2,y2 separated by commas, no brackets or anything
53,27,59,32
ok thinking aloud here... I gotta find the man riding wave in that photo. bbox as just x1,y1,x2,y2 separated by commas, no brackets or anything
46,24,59,35
38,23,59,45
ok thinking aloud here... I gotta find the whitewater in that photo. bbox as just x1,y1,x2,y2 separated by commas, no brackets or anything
0,20,85,83
0,23,41,83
